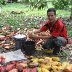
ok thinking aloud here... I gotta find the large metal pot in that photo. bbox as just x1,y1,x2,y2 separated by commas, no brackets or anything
13,34,26,50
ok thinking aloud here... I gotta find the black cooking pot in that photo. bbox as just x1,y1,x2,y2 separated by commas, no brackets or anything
23,41,36,55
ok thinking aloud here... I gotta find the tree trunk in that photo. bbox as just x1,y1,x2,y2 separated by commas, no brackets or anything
12,0,17,2
7,0,12,3
70,0,72,19
70,8,72,19
7,0,17,3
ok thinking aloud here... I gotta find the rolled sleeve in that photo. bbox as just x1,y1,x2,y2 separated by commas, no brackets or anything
40,22,49,31
40,26,48,31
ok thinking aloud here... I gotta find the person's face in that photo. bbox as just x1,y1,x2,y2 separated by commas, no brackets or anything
47,11,56,22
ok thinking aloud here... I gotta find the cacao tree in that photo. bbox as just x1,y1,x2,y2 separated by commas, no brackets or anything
52,0,70,9
0,0,6,5
70,0,72,19
22,0,47,10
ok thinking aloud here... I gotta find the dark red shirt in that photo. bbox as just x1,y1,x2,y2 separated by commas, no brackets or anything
40,19,68,41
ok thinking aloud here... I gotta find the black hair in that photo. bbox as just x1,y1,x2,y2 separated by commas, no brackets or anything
47,8,56,15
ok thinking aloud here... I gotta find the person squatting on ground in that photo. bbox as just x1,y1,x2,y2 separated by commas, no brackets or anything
28,8,68,55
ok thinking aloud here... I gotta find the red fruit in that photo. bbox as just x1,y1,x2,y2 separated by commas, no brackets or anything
0,35,5,41
68,39,72,44
10,31,16,37
0,30,3,33
23,68,29,72
32,68,37,72
5,64,15,71
17,65,23,72
0,56,5,63
0,66,6,72
9,68,18,72
2,44,11,49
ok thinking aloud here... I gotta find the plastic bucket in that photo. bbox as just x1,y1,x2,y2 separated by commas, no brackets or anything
23,41,36,55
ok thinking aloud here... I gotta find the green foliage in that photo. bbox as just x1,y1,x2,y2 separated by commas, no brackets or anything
68,31,72,38
70,0,72,19
70,8,72,19
34,0,47,10
21,0,29,4
0,0,6,5
52,0,70,9
21,0,47,9
67,24,72,31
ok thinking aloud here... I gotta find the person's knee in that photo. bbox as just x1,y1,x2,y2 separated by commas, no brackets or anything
42,41,52,49
54,37,67,47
